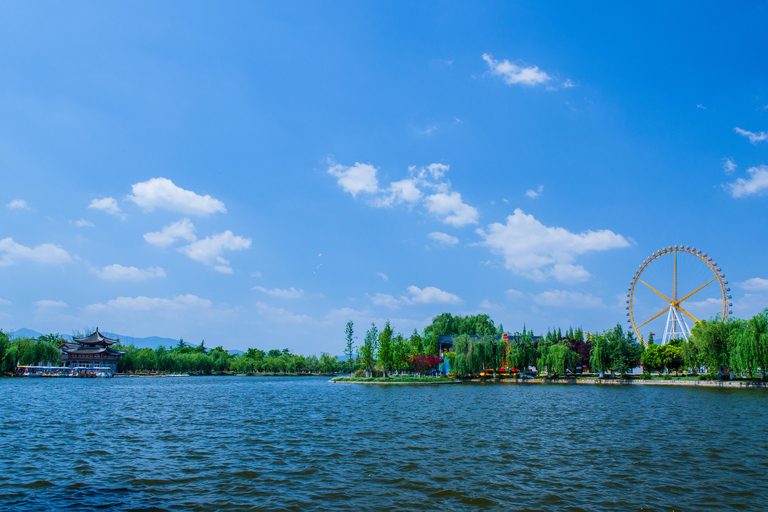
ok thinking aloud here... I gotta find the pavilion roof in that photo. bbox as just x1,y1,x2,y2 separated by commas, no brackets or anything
71,328,120,346
61,344,125,356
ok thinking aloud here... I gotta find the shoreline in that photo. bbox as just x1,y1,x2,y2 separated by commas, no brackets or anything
333,377,768,388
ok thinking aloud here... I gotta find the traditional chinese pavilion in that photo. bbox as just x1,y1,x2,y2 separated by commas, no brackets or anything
60,328,125,374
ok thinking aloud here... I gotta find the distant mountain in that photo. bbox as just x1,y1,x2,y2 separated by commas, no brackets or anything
9,328,196,351
9,328,72,341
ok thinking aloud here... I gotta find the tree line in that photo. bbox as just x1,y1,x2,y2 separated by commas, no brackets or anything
117,340,344,375
3,308,767,378
0,332,62,373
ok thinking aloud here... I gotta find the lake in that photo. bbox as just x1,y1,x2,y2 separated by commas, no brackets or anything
1,376,766,511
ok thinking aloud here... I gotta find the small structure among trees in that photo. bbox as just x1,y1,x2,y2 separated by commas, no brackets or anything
60,328,125,375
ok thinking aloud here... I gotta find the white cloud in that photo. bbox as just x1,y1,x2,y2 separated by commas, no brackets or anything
697,104,707,109
373,178,423,208
410,163,449,181
479,299,503,311
6,199,30,210
371,286,462,308
376,272,389,281
550,263,592,283
144,218,197,247
252,286,304,299
403,286,462,305
88,197,122,216
722,158,737,174
250,271,263,278
505,289,523,300
327,162,379,198
482,53,551,87
35,299,68,308
425,191,479,227
741,277,768,291
0,238,71,266
372,293,402,309
86,294,212,313
177,231,251,272
533,290,603,308
73,219,94,228
562,79,576,88
92,264,166,281
328,161,481,228
127,177,226,216
428,231,459,246
525,185,544,199
734,127,768,144
255,301,314,324
0,298,12,306
724,165,768,198
475,209,630,282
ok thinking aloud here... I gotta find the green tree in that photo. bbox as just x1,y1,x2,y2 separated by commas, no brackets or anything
378,320,394,377
589,335,611,377
729,310,768,378
360,322,378,376
344,320,355,366
690,317,737,373
641,342,663,373
547,342,579,377
408,329,423,355
0,331,9,373
660,341,684,374
319,352,337,374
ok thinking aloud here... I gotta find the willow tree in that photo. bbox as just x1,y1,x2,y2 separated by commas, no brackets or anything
547,342,579,377
448,334,490,377
589,335,611,377
729,310,768,378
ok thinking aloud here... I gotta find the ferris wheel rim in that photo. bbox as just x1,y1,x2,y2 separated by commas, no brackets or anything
626,245,731,346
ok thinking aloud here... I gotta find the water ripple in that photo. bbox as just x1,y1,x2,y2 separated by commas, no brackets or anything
1,377,767,510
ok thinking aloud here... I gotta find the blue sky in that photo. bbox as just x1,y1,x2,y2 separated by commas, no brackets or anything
1,1,766,353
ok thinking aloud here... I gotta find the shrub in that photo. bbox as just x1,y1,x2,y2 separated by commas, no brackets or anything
662,374,672,380
641,373,651,380
353,369,366,378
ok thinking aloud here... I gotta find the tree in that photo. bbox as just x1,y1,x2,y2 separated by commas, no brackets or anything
547,342,579,377
589,335,611,377
0,331,9,373
344,320,355,365
690,317,737,373
660,341,684,374
378,320,394,377
320,352,337,374
360,322,378,376
729,310,768,378
641,342,663,373
408,329,423,355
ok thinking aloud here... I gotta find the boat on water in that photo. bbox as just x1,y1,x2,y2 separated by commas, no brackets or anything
15,365,114,378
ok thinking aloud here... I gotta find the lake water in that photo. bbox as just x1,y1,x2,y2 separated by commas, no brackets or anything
1,376,766,511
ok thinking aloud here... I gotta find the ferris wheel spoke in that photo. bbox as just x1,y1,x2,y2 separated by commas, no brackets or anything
676,305,698,323
637,306,669,329
675,278,716,305
638,279,673,304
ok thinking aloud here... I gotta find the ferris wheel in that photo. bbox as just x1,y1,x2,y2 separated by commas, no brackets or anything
627,245,732,346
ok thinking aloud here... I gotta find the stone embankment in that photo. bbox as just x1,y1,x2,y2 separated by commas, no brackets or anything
469,378,768,388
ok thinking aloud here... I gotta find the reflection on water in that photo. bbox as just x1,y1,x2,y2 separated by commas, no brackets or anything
1,377,767,511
